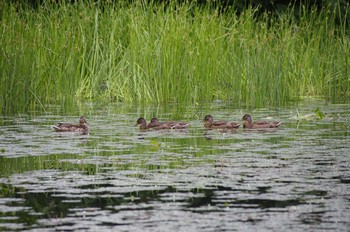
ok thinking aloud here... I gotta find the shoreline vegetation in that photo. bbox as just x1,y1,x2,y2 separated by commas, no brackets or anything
0,1,349,115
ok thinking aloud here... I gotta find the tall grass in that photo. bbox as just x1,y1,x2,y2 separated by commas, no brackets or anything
0,1,349,115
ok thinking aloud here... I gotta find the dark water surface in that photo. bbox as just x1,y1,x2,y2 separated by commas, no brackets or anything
0,101,349,231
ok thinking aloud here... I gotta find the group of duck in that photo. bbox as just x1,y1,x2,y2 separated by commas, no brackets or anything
52,114,281,133
136,114,281,130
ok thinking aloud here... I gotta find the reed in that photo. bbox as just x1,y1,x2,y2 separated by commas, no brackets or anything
0,1,348,115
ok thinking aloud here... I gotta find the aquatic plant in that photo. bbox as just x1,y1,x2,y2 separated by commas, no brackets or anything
0,1,348,115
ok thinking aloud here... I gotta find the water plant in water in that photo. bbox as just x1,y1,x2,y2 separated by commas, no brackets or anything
0,1,349,115
314,108,325,120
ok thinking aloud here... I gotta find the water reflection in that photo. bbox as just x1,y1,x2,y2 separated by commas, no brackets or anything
54,132,90,144
0,102,349,231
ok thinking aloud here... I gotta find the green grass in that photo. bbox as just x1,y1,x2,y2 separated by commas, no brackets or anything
0,1,349,115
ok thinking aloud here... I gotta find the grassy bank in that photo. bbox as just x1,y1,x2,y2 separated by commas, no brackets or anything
0,1,349,115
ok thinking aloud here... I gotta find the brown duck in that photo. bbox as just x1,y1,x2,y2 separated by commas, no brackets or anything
203,115,240,129
135,117,189,129
135,117,149,129
53,116,89,133
242,114,281,129
148,117,190,129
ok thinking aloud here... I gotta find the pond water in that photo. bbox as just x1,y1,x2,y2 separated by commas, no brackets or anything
0,100,349,231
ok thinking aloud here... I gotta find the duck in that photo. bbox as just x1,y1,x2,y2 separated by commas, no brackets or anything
148,117,190,129
135,117,190,130
135,117,149,129
242,114,281,129
53,116,89,133
203,115,240,129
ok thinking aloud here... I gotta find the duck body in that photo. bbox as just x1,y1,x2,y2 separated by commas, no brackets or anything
203,115,240,129
53,116,89,133
136,117,189,130
148,118,190,129
242,114,281,129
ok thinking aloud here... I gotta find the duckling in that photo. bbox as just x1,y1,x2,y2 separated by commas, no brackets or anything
242,114,281,129
53,116,89,133
203,115,240,129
